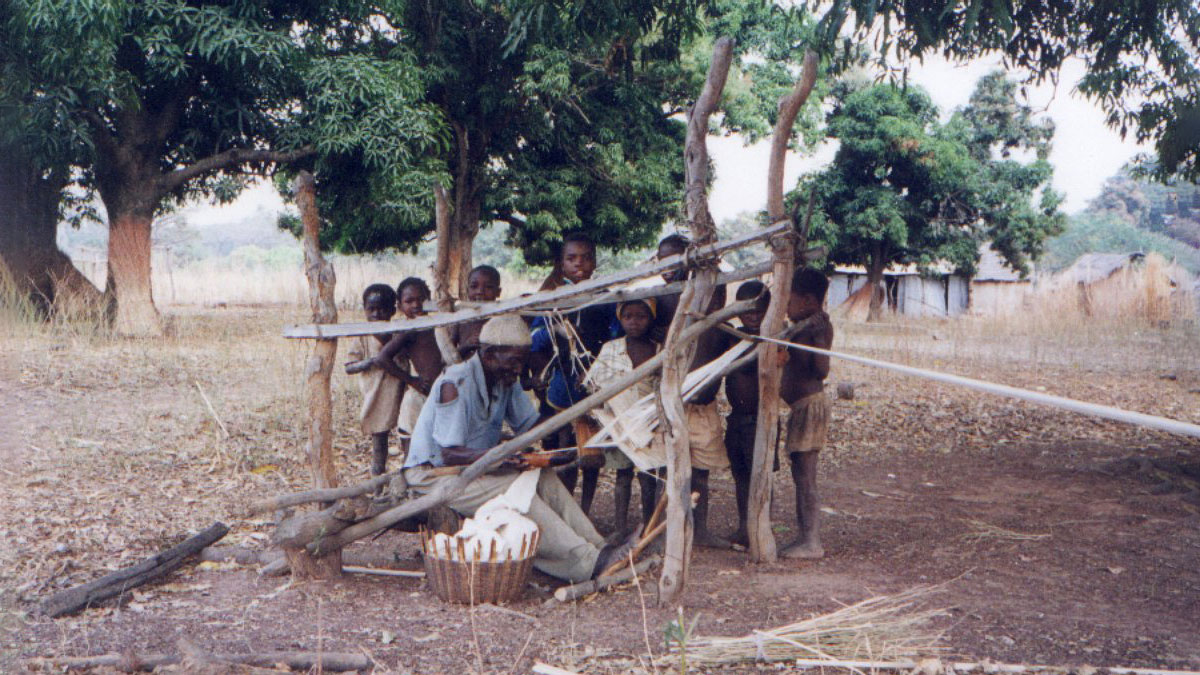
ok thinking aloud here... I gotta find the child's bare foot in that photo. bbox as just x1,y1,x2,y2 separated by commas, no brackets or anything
730,528,749,548
781,539,824,559
694,528,732,549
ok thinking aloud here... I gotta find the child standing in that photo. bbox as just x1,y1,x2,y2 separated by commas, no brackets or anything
372,277,445,457
450,265,503,360
345,284,404,475
530,233,620,514
780,268,833,559
584,298,661,534
650,234,735,548
723,280,770,547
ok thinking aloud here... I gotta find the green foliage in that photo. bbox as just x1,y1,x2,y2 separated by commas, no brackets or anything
1043,166,1200,273
308,0,828,263
1043,212,1200,274
813,0,1200,181
5,0,445,222
798,75,1064,279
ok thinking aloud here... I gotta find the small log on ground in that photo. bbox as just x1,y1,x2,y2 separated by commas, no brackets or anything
554,555,661,603
274,497,371,581
41,522,228,618
24,649,372,672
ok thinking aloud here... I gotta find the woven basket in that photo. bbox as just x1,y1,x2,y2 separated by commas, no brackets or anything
420,529,539,605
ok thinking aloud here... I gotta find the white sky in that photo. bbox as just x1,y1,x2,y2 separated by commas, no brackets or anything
707,55,1148,223
181,55,1147,232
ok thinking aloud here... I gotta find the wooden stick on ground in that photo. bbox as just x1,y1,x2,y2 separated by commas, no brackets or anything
748,48,820,564
553,555,661,603
24,650,372,672
41,522,228,618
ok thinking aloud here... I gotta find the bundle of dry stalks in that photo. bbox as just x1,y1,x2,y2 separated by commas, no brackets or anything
664,586,945,668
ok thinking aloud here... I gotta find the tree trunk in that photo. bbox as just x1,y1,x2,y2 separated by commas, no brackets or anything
748,49,820,564
104,208,160,336
866,247,886,322
0,151,102,316
657,37,734,606
297,172,339,494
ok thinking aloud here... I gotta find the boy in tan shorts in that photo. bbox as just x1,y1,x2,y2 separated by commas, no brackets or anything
780,268,833,559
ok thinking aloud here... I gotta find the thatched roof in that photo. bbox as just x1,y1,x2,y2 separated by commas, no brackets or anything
1062,252,1144,285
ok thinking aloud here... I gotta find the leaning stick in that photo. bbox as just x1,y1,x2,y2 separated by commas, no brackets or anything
244,472,401,515
41,522,228,617
599,519,668,579
308,300,756,554
554,555,661,602
749,47,820,565
24,650,372,672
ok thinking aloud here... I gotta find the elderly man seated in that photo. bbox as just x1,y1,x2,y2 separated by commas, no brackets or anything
403,314,638,583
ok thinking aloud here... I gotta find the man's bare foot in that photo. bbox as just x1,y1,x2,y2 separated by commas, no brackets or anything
694,529,732,549
781,539,824,559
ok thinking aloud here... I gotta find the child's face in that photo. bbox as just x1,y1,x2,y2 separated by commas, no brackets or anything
739,306,766,333
399,287,427,319
657,242,687,283
363,293,396,322
561,242,596,284
619,303,652,339
787,291,821,322
466,271,500,302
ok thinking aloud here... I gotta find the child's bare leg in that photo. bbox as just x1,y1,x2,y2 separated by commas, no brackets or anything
692,469,731,549
614,467,633,534
638,470,659,525
782,450,823,559
370,432,389,476
580,466,599,515
726,432,752,547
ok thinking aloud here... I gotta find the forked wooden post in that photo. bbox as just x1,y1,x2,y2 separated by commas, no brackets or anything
432,184,462,365
657,36,734,605
293,170,342,579
747,49,820,563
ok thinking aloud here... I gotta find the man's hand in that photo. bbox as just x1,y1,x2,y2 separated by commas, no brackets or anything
500,453,532,471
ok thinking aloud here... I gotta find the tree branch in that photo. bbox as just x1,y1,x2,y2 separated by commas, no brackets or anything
159,146,315,193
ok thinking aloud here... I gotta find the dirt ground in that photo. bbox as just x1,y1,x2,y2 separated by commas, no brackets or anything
2,308,1198,673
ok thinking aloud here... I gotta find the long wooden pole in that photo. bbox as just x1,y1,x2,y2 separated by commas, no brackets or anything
296,171,338,493
281,222,788,339
658,36,735,606
748,49,820,563
308,300,755,554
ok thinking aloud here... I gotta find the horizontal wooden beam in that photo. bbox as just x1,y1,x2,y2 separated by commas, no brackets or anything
282,223,795,339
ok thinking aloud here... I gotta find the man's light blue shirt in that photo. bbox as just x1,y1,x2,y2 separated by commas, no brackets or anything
403,354,539,468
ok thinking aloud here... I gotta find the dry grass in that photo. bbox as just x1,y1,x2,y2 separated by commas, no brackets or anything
960,519,1051,544
662,586,946,668
149,253,543,310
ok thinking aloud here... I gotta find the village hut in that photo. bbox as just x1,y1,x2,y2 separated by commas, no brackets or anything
969,245,1033,316
828,262,968,320
1057,251,1196,321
